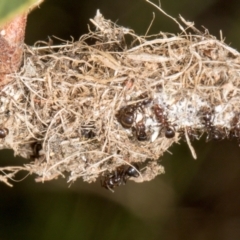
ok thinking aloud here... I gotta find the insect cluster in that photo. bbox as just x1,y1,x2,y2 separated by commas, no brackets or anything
116,95,240,145
101,103,240,192
180,107,240,144
116,94,177,143
101,164,140,192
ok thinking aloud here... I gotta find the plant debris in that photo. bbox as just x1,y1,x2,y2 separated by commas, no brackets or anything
0,9,240,187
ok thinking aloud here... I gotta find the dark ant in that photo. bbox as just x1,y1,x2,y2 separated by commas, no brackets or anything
81,123,96,139
135,121,147,141
30,142,42,159
101,164,140,192
81,128,96,139
200,108,226,142
153,104,175,138
117,105,137,129
117,93,152,130
200,107,217,141
165,127,175,139
206,127,225,142
229,114,240,144
0,127,9,138
200,107,213,128
125,164,140,177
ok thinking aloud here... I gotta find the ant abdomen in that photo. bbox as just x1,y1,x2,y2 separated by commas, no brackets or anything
0,128,9,138
117,105,136,129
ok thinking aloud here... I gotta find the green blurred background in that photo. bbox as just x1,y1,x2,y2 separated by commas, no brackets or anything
1,0,240,239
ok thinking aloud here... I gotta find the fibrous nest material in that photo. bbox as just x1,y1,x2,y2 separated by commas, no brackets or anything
0,10,240,187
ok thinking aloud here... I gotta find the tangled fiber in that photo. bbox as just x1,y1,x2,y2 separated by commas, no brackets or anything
0,9,240,187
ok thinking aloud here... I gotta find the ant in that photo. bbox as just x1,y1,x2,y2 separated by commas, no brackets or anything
200,107,225,141
81,128,96,139
200,107,213,128
30,142,42,159
153,104,175,138
117,105,137,129
117,93,152,129
206,127,225,142
229,113,240,144
81,123,96,139
165,127,176,139
135,120,147,141
0,127,9,138
101,164,140,192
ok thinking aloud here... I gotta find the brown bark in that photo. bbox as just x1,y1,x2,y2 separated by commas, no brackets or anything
0,13,27,87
